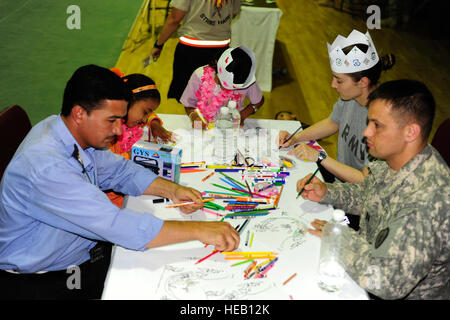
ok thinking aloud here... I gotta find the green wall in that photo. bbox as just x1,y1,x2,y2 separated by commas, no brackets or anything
0,0,143,125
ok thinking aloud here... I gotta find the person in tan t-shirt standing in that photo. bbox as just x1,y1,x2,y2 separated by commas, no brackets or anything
151,0,241,103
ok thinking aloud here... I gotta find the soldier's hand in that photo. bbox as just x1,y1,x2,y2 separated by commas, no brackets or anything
308,219,327,237
297,174,327,202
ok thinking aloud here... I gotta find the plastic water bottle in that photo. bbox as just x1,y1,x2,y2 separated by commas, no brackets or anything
227,100,240,154
214,106,235,164
317,209,349,292
228,100,241,130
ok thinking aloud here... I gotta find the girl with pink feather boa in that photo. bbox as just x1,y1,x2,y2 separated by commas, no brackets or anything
180,46,264,129
107,71,174,207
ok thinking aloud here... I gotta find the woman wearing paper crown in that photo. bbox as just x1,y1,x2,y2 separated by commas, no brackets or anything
180,45,265,129
279,30,395,183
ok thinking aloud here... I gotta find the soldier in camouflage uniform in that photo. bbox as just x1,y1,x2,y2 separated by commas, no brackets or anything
298,80,449,299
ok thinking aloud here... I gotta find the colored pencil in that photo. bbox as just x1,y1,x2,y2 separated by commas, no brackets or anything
224,212,269,218
224,255,276,260
195,249,219,264
249,233,254,247
283,273,297,286
213,184,249,196
296,167,320,199
201,208,224,217
195,108,207,125
201,171,215,182
279,125,302,149
244,179,253,197
203,191,240,197
232,259,254,267
222,251,278,255
217,171,247,188
236,218,250,234
220,177,246,191
180,168,207,173
244,260,257,278
274,185,284,207
231,188,271,199
165,198,214,208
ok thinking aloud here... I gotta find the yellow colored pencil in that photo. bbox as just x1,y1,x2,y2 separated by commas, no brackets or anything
221,251,278,255
249,233,254,247
166,198,214,208
224,255,277,260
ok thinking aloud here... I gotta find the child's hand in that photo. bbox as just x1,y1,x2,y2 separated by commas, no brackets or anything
150,120,175,143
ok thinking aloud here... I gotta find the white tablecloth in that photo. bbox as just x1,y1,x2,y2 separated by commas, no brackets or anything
102,114,368,300
231,2,283,92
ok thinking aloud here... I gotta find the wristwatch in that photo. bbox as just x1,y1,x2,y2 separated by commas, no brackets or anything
250,104,259,114
316,150,327,165
153,39,164,50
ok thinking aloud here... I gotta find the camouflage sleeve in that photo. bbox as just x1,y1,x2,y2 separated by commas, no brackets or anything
319,180,367,216
338,209,445,299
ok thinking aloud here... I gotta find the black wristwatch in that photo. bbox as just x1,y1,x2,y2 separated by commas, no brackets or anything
316,150,327,165
153,39,164,50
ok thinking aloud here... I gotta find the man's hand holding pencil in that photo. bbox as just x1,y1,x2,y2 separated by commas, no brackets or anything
296,173,327,202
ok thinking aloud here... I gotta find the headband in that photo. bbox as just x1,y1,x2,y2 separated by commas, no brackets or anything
132,84,157,94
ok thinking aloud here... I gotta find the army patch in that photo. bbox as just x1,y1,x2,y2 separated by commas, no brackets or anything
375,228,390,249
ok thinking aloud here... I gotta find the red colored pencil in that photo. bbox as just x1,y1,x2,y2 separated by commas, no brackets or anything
195,250,220,264
231,188,271,199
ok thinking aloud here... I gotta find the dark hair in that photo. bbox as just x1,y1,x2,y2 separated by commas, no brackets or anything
367,79,435,140
342,44,395,86
61,64,131,116
122,73,161,103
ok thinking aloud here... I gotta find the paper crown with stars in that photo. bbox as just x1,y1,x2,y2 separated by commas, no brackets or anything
327,30,379,74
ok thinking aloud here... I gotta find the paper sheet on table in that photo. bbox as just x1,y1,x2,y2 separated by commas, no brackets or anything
169,128,281,165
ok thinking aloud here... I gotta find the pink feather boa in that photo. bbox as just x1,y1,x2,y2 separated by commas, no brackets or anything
117,120,143,153
195,66,242,122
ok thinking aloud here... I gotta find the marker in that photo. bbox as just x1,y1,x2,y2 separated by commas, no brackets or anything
181,161,205,166
152,198,169,203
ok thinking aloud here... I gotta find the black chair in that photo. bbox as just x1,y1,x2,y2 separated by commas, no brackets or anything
0,105,32,179
431,118,450,167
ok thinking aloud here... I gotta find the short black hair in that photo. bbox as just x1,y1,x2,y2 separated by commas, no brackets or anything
61,64,132,116
368,79,435,140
